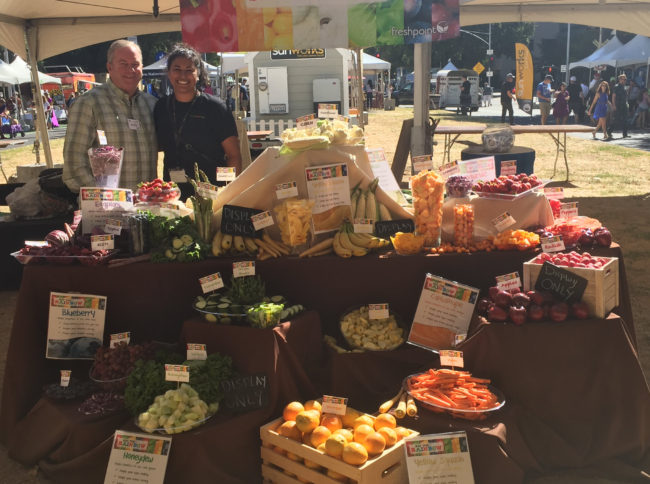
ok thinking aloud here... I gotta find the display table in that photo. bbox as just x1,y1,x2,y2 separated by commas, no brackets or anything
0,246,643,483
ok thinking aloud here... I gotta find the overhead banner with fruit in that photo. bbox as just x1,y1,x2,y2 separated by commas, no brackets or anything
180,0,460,53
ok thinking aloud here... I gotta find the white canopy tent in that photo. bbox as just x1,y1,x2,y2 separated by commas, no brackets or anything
221,53,247,75
595,34,650,67
349,51,391,73
142,56,220,78
569,36,624,69
9,56,61,84
2,0,650,167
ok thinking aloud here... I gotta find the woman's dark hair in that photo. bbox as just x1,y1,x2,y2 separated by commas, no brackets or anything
166,43,207,87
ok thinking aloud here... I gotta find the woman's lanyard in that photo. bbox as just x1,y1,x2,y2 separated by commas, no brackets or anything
169,93,199,151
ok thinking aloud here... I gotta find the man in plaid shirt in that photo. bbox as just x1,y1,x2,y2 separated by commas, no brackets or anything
63,39,157,192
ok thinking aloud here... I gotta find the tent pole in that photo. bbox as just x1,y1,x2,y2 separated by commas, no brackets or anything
411,41,432,160
24,22,53,168
354,48,364,129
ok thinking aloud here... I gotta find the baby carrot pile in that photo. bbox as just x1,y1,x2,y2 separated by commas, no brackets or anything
407,369,500,420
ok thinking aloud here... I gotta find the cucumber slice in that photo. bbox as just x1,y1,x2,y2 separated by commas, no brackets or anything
194,297,207,309
204,313,218,323
217,303,231,310
172,237,183,250
279,309,289,320
270,295,286,304
219,297,232,304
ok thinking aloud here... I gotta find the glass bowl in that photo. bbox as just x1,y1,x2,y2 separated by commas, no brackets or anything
137,186,181,203
339,305,406,352
89,365,129,393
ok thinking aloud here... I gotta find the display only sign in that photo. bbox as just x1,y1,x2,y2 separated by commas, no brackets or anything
104,430,171,484
180,1,460,53
46,292,106,360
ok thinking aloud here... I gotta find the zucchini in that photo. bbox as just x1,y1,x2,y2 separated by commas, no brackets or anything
164,249,176,260
172,237,184,250
181,234,194,246
204,313,218,323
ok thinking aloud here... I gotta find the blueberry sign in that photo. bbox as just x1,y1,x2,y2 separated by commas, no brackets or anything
221,205,263,237
534,262,588,303
374,219,415,239
220,373,269,412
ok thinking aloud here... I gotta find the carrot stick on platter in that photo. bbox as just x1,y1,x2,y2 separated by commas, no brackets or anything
406,368,502,420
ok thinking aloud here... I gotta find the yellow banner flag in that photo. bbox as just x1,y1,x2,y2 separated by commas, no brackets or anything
515,43,534,115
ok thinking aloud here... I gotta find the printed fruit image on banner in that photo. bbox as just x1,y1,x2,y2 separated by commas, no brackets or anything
180,0,460,52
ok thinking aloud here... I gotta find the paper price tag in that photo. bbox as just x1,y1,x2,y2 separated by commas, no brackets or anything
412,154,434,173
91,234,114,251
25,240,49,248
541,235,565,253
60,370,71,387
368,303,389,320
159,203,181,217
233,261,255,278
439,160,460,179
495,272,521,292
251,211,274,230
275,181,298,200
544,187,564,200
96,129,107,145
104,219,123,235
165,364,190,382
110,332,131,348
439,350,464,368
169,169,187,183
560,202,579,219
500,160,517,176
199,272,224,293
321,395,348,416
318,103,338,118
337,115,349,124
353,219,374,234
216,167,236,182
197,181,220,200
491,212,516,232
454,334,467,346
366,148,387,163
296,114,318,129
186,343,207,361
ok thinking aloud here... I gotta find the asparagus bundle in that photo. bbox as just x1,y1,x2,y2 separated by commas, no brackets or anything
187,163,213,243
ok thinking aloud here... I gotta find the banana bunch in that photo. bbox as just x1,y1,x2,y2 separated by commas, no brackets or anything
350,178,393,223
211,231,258,257
333,221,390,258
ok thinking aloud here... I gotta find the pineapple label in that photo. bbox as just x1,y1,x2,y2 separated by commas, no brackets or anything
250,211,274,231
233,261,255,278
321,395,348,416
110,332,131,348
186,344,207,361
164,364,190,383
199,272,224,294
439,350,464,368
60,370,71,387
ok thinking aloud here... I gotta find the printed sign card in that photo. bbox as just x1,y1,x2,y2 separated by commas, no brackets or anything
404,432,475,484
80,188,134,235
104,430,171,484
47,292,107,360
305,163,351,234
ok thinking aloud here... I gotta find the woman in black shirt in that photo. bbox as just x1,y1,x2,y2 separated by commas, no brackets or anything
154,44,242,185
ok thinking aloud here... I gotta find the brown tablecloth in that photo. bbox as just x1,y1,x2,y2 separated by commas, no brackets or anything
0,246,641,483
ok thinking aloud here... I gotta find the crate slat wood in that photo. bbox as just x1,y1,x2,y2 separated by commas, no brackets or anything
523,256,619,318
260,416,416,484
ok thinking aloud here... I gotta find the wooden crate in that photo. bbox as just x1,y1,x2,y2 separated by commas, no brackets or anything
522,256,619,318
260,416,417,484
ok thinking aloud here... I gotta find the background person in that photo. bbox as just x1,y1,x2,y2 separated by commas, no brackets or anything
63,39,158,192
482,82,492,107
500,73,515,124
567,76,585,123
459,75,471,115
588,80,610,140
536,74,553,125
552,82,570,125
154,43,241,186
608,74,629,139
